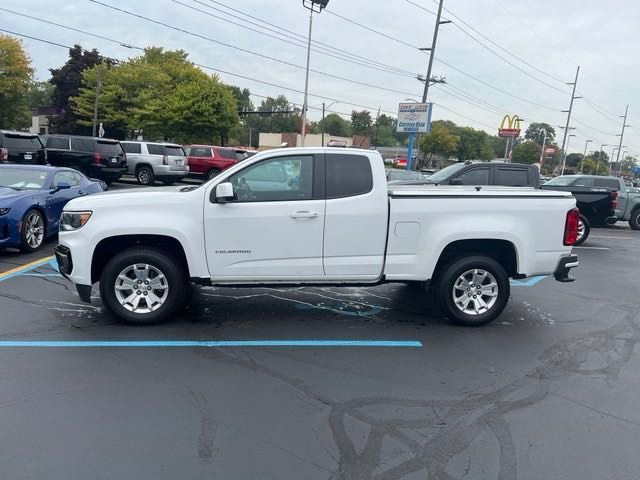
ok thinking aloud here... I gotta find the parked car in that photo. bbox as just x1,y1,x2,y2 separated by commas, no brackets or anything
0,165,104,252
45,135,127,184
56,148,578,327
425,161,541,188
120,141,189,186
0,130,47,165
186,145,250,180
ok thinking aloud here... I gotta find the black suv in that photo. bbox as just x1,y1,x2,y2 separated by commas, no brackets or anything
0,130,47,165
45,135,127,184
425,161,540,188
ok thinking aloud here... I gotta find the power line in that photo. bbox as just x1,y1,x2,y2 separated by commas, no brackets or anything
87,1,422,98
440,83,507,115
189,0,417,78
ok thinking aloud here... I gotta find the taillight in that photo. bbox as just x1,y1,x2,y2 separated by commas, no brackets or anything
610,191,618,212
162,155,168,165
564,208,580,246
93,152,102,165
0,148,7,161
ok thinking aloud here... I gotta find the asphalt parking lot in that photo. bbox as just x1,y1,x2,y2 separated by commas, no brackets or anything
1,178,639,479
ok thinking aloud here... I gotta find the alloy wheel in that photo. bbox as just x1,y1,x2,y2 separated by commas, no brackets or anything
114,263,169,313
452,268,499,316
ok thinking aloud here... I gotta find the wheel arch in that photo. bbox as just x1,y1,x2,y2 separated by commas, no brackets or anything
91,234,189,284
433,239,519,279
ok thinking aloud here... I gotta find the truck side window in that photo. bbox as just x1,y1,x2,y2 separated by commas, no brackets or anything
122,142,141,154
495,167,528,186
46,137,69,149
573,178,594,187
455,167,489,185
146,144,164,155
228,155,313,202
326,154,373,199
594,178,620,190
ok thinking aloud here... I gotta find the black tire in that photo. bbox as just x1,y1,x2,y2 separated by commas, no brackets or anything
136,165,155,186
161,178,176,186
435,255,510,327
575,215,590,245
629,209,640,230
19,208,46,253
99,247,186,325
206,168,221,181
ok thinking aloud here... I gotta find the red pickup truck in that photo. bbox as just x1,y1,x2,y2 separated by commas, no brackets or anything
186,145,254,180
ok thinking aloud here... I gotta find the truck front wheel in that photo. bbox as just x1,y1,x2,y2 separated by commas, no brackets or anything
435,256,510,327
99,247,186,325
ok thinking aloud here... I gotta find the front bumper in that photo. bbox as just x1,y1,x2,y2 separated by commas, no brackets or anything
54,244,93,302
554,254,579,282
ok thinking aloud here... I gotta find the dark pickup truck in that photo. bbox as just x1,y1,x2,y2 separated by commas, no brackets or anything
542,175,620,244
424,161,540,188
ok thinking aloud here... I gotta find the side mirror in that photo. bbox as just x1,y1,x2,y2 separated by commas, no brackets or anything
215,182,235,203
450,178,463,186
51,182,71,193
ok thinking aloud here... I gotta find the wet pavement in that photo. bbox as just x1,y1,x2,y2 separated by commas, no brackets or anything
0,190,638,479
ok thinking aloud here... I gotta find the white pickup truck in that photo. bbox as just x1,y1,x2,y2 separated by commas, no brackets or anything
55,148,579,326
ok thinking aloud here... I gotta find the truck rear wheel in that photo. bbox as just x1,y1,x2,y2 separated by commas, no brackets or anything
435,255,509,327
575,215,590,245
99,247,186,325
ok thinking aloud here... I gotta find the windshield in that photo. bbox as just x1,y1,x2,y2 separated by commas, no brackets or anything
425,163,467,183
0,168,48,190
2,135,43,150
544,176,576,186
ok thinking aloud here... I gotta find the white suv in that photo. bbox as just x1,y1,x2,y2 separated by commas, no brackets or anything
121,141,189,186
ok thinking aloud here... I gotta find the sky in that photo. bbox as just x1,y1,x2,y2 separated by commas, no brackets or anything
3,0,640,156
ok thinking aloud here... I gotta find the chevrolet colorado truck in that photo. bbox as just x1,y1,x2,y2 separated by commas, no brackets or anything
55,148,579,326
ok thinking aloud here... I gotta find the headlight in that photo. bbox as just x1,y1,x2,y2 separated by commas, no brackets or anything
60,211,92,231
0,208,10,216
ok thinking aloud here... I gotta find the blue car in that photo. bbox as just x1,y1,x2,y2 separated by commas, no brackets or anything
0,165,104,252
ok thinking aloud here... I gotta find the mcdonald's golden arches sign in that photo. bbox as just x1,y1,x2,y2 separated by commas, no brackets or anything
498,114,522,138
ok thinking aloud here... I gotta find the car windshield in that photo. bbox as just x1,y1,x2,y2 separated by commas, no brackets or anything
2,135,42,150
0,168,48,190
425,163,467,183
96,141,123,156
544,176,577,186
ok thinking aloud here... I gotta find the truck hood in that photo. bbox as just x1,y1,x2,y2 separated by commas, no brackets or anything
63,185,201,211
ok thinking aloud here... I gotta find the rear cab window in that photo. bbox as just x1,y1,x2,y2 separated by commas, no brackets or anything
326,153,373,198
2,134,43,150
494,167,529,186
594,178,621,190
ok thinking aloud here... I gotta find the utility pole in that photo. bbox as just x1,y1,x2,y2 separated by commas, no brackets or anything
421,0,449,104
559,66,581,174
92,62,103,138
300,6,313,147
580,139,592,173
321,102,325,147
615,104,629,166
539,129,547,166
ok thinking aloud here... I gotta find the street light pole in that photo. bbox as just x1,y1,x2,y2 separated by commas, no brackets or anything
539,129,547,166
619,150,629,176
300,0,329,147
321,100,339,147
581,139,592,173
609,146,618,174
596,144,608,175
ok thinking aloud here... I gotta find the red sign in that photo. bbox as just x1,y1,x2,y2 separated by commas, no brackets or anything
498,128,521,138
544,147,557,154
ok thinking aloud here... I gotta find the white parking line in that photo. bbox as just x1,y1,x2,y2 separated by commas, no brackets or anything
590,235,632,240
573,246,610,250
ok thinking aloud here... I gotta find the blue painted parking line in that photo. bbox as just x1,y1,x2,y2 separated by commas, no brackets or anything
0,256,58,282
0,340,422,348
510,276,547,287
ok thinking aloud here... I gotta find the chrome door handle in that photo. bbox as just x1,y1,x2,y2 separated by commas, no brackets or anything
291,211,319,219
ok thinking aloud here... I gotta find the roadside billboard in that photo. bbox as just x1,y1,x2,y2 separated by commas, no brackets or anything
397,103,432,133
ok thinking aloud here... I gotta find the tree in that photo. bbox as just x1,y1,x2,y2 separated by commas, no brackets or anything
372,114,398,147
26,80,54,108
49,45,105,134
0,34,33,129
419,124,458,166
525,122,556,146
455,127,493,161
565,153,583,168
321,113,351,137
581,157,597,175
351,110,372,136
488,135,507,158
592,150,609,163
226,85,252,113
71,47,239,143
511,141,541,164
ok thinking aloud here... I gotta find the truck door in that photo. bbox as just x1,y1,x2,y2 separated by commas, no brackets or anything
322,153,388,279
205,153,326,280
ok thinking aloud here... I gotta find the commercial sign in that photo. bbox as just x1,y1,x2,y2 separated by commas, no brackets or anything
632,165,640,174
498,114,522,138
397,103,431,133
